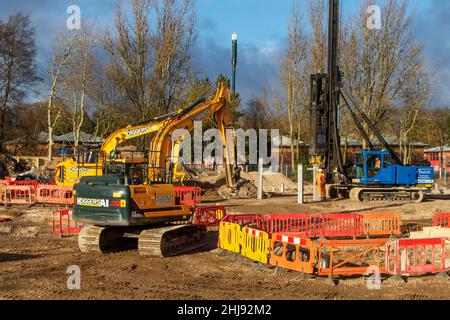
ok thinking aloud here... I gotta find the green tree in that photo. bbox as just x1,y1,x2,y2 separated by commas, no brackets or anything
187,76,212,103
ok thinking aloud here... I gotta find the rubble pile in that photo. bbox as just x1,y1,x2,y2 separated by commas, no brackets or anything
0,153,27,179
217,177,266,199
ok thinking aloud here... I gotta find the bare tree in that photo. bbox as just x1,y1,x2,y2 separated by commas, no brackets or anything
150,0,197,113
281,4,307,166
341,0,424,144
425,107,450,178
45,33,76,160
102,0,153,121
90,63,130,140
102,0,196,120
0,13,39,151
61,27,96,148
307,0,326,73
397,72,430,164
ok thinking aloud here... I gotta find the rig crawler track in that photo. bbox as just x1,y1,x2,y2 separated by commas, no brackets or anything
348,187,424,203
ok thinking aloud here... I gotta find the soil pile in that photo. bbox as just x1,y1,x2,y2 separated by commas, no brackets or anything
0,153,27,179
217,177,266,199
193,169,298,200
240,171,297,193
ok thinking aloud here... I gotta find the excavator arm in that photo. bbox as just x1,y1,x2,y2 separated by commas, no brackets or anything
148,83,237,188
56,111,179,186
56,83,237,188
99,112,183,160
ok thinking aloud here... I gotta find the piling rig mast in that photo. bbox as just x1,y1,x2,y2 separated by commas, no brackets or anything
309,0,433,202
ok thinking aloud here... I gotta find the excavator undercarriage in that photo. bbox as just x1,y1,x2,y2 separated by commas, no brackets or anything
78,224,207,257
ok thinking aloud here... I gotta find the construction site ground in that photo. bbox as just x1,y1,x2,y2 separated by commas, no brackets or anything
0,193,449,300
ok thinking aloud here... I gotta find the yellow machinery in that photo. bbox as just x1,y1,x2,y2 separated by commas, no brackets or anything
73,83,237,257
148,82,236,188
55,118,169,186
56,83,236,188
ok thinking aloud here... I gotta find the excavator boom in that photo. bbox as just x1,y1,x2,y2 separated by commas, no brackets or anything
56,83,237,188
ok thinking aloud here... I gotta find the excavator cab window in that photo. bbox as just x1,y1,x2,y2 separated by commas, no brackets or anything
367,154,381,178
354,153,364,179
112,150,122,159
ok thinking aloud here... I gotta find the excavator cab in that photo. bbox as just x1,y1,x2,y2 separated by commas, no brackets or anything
354,150,393,182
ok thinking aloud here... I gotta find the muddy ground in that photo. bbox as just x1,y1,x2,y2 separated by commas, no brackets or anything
0,194,449,300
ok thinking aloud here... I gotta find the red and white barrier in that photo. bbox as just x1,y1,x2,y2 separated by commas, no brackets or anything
386,237,450,276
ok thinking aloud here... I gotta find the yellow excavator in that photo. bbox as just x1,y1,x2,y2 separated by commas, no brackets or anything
73,83,237,257
56,83,235,188
55,114,174,187
148,82,236,188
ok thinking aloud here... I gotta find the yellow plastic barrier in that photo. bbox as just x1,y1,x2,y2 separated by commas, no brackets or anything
240,227,270,264
218,222,241,253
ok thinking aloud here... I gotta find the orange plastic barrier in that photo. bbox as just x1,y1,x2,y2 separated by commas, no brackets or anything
317,239,388,276
193,205,226,227
52,209,84,236
36,185,74,205
269,233,316,274
320,213,362,238
260,214,317,236
386,238,450,276
362,213,401,236
433,213,450,228
1,185,35,205
174,186,201,206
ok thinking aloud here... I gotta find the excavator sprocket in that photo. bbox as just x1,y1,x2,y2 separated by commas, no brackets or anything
138,224,207,257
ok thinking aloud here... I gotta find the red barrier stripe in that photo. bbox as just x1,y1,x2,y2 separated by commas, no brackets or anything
398,237,444,246
274,233,306,245
244,228,264,237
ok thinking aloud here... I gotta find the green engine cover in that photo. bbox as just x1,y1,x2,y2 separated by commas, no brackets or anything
73,175,132,226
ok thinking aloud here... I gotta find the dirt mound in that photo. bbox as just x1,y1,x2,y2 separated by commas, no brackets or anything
240,171,297,193
194,170,296,200
217,178,269,199
0,153,27,179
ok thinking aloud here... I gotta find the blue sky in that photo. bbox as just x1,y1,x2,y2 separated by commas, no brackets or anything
0,0,449,106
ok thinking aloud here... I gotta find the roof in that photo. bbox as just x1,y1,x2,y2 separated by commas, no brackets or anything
54,132,103,144
341,136,428,148
3,131,103,145
424,145,450,153
3,132,50,145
